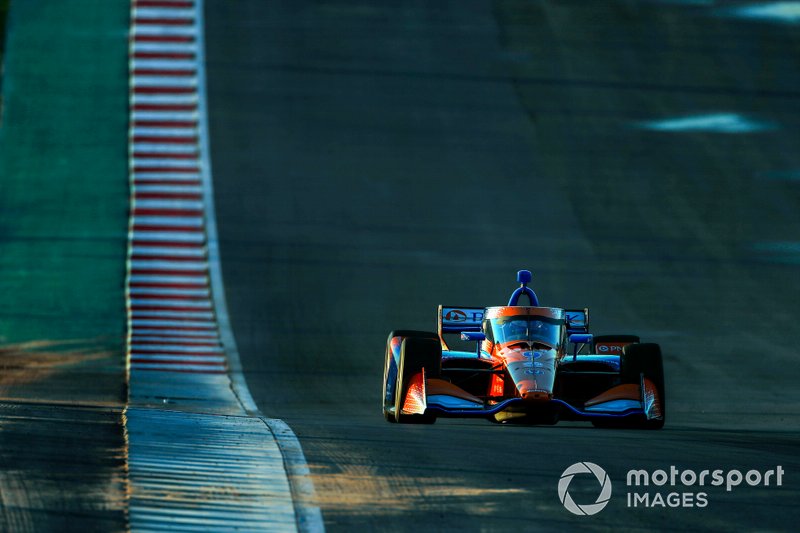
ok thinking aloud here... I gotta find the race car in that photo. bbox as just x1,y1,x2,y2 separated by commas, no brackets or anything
381,270,665,428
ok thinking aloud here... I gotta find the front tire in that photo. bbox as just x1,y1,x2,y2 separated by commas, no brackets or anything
382,330,438,423
394,336,441,424
620,343,665,429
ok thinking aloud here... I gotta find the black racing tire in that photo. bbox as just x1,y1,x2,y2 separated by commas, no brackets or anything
530,406,560,425
394,336,441,424
615,343,665,429
382,330,439,423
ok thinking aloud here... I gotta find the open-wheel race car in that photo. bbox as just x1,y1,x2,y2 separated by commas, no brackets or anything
382,270,665,428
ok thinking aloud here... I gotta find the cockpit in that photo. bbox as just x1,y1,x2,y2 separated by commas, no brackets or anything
486,314,563,350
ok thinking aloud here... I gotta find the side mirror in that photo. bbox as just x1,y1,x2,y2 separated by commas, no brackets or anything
568,333,593,360
565,309,589,333
569,333,593,344
461,331,487,359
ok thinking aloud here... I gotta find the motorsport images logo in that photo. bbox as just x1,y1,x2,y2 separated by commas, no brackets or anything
558,462,612,516
558,462,785,515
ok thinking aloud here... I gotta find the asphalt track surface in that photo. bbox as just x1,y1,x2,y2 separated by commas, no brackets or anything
206,1,800,531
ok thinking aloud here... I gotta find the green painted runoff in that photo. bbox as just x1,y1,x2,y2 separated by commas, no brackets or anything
0,0,128,348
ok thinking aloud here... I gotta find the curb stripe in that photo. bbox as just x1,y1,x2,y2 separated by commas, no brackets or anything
136,190,202,200
132,102,198,110
131,320,217,328
133,228,205,236
133,111,198,120
132,245,205,254
135,187,203,194
126,0,322,530
134,35,195,43
130,243,205,251
135,1,195,8
133,96,198,105
133,123,197,130
131,338,219,345
134,52,195,59
133,27,198,37
133,59,198,68
135,198,203,208
131,312,215,321
134,167,200,174
133,70,197,77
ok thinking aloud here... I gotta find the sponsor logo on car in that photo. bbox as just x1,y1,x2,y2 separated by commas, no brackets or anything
596,344,625,353
444,309,467,322
442,308,484,324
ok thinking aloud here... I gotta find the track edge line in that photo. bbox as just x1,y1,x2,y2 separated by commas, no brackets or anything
195,1,324,531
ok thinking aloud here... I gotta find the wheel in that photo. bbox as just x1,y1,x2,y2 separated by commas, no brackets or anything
393,336,441,424
528,405,560,425
382,330,438,423
619,343,665,429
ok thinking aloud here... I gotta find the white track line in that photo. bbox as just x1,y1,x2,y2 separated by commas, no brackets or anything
130,311,215,321
131,231,205,243
134,8,196,19
130,260,208,271
132,26,198,37
131,245,206,256
133,59,198,70
129,274,209,284
193,0,324,527
133,143,199,154
131,344,224,353
131,330,220,339
132,126,197,136
131,94,199,105
131,319,217,328
133,217,205,228
132,42,198,54
128,363,225,372
133,111,198,121
133,173,201,182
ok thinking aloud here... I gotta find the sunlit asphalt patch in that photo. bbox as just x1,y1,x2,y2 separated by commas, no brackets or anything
756,169,800,182
0,403,127,532
719,2,800,24
635,113,777,133
125,0,321,530
752,242,800,264
0,339,122,402
647,0,715,5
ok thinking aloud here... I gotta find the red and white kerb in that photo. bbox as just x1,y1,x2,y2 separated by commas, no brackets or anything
127,0,225,374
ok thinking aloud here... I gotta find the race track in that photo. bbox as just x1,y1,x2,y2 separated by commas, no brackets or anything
205,1,800,530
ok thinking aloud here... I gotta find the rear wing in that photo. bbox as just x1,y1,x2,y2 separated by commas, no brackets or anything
438,305,484,349
565,308,590,334
438,305,589,348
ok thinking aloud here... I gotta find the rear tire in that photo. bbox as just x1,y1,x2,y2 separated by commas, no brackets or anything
394,336,441,424
382,330,438,423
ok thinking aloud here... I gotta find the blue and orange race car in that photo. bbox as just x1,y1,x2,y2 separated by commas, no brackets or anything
382,270,665,428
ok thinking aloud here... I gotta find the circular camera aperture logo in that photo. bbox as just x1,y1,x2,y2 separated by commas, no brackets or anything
558,462,613,516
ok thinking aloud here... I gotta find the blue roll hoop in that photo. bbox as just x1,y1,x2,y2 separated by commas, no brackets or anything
507,269,539,306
